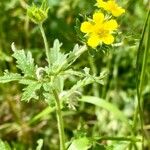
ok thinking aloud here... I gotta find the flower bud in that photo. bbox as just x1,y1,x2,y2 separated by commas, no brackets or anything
27,0,49,24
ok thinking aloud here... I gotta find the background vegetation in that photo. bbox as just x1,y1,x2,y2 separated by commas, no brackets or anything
0,0,149,149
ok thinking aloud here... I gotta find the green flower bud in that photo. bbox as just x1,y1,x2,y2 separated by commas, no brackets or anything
27,0,49,24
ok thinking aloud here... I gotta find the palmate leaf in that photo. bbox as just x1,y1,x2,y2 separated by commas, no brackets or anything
21,81,42,102
12,44,36,78
0,71,21,83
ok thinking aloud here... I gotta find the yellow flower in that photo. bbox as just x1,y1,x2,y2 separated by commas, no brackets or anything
80,12,118,48
96,0,125,17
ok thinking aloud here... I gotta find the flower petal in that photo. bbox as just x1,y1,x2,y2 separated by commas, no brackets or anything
93,12,104,24
87,34,101,48
111,7,125,17
102,34,114,45
96,0,107,9
104,19,118,30
97,0,125,17
80,21,93,33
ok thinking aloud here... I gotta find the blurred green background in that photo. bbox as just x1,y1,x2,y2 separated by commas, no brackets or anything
0,0,149,149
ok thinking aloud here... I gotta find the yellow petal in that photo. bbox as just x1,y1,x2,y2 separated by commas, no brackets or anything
93,12,104,24
104,19,118,30
102,34,114,45
96,0,107,9
87,34,101,48
107,1,125,17
111,7,125,17
80,21,93,33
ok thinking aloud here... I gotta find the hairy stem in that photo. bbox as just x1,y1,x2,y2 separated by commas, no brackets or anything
39,23,51,67
53,89,65,150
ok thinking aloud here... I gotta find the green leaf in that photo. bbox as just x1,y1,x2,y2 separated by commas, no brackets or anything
68,137,91,150
29,106,55,125
79,96,130,128
56,45,87,73
36,139,43,150
136,10,150,95
21,82,42,102
65,44,87,69
0,71,21,83
50,39,67,72
12,49,36,78
0,139,11,150
19,78,37,85
135,10,150,134
64,72,106,100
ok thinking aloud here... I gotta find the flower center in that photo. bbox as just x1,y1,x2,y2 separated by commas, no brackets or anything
98,29,109,37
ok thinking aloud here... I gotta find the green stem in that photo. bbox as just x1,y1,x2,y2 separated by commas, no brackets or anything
52,89,65,150
88,56,99,97
39,23,65,149
95,136,141,142
133,9,150,149
39,23,51,67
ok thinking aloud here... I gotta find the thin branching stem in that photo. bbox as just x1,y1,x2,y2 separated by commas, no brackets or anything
39,23,51,67
52,89,65,150
39,23,65,149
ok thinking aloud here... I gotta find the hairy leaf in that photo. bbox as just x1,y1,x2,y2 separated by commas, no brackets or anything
12,49,36,78
0,71,21,83
21,82,42,102
50,39,67,72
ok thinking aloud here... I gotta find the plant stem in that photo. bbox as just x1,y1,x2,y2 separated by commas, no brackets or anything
52,89,65,150
39,23,65,149
95,136,141,142
133,9,150,149
39,23,51,67
88,56,99,97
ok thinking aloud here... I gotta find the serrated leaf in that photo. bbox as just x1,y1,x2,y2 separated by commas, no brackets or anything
12,49,36,77
0,71,21,83
64,72,106,99
56,45,87,73
68,137,91,150
50,39,67,71
21,82,42,102
19,78,37,85
66,45,87,68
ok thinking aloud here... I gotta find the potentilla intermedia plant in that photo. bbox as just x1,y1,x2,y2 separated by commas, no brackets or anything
0,0,139,150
